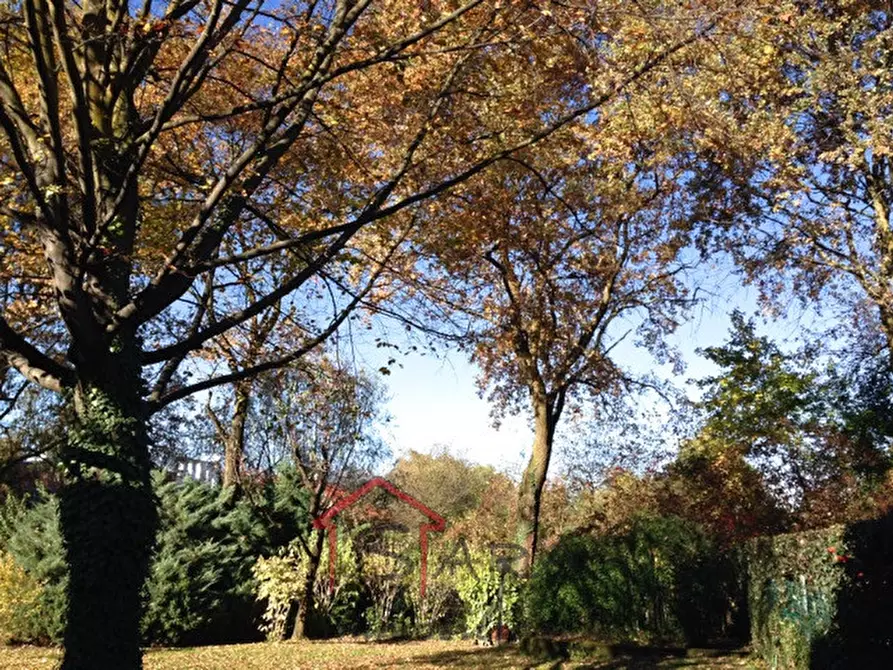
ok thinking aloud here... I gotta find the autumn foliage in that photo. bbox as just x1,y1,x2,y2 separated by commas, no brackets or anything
5,0,893,667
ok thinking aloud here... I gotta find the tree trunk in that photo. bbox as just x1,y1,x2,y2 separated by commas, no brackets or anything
223,382,252,489
59,352,157,670
516,395,556,575
293,529,327,639
877,302,893,370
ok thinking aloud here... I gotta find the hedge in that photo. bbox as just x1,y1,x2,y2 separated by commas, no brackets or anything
523,515,745,645
746,513,893,669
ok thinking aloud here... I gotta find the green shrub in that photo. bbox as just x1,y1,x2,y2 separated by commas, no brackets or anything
745,526,845,669
811,513,893,667
455,547,520,640
253,542,308,640
141,472,297,645
523,515,741,644
404,542,463,637
358,526,413,638
253,529,360,640
523,534,604,635
313,531,361,637
0,491,67,643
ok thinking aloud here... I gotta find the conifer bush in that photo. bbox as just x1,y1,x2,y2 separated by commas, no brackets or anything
141,473,274,645
522,515,741,644
0,492,67,643
0,472,310,646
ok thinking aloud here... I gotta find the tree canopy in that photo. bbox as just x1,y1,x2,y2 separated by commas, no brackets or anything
14,0,893,665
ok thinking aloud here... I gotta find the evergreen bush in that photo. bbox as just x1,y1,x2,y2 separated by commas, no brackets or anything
523,515,741,644
0,470,311,646
141,473,271,645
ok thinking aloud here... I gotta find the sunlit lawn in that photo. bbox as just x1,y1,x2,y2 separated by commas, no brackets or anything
0,639,762,670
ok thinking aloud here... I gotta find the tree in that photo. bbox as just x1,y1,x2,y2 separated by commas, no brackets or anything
253,354,388,638
685,311,893,529
204,289,282,490
389,448,493,523
390,89,703,569
0,0,719,664
373,0,763,568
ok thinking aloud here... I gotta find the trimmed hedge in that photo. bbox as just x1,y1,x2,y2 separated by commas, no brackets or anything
746,513,893,669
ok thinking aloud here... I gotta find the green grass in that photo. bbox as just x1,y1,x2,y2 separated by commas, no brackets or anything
0,640,762,670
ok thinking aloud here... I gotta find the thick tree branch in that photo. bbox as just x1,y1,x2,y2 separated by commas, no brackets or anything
0,316,74,391
151,218,408,409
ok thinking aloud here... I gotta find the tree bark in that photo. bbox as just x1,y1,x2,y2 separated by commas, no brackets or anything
59,348,157,670
516,392,557,575
293,529,327,639
223,381,252,489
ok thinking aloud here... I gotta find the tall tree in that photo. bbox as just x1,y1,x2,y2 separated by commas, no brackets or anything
391,98,702,569
204,263,283,490
0,0,716,664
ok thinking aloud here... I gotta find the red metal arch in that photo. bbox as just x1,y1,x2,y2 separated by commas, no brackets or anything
312,477,446,598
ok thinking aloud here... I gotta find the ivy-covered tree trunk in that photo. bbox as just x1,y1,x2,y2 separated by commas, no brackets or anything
59,348,157,670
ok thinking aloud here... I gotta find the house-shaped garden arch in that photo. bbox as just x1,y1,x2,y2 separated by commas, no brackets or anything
312,477,447,598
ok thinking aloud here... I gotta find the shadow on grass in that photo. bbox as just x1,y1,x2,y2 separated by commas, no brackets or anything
385,642,751,669
386,645,535,669
573,645,750,670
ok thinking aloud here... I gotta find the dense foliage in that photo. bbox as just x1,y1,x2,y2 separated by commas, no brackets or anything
523,515,743,645
690,313,893,528
254,529,361,640
0,0,723,661
0,471,309,647
143,474,280,646
748,514,893,669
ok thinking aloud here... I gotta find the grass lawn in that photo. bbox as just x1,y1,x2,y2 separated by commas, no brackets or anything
0,639,763,669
